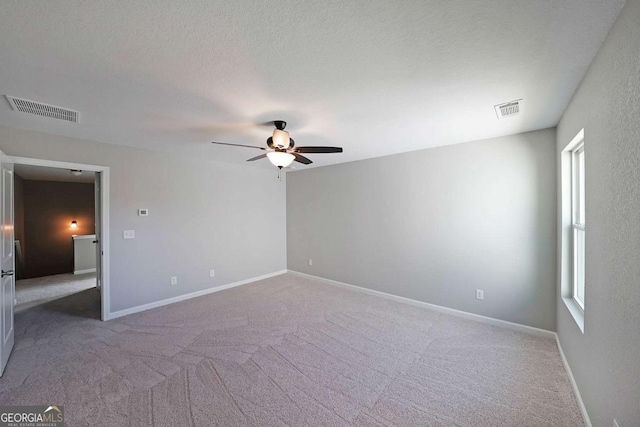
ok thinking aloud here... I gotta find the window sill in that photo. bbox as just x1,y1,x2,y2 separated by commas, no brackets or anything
562,297,585,334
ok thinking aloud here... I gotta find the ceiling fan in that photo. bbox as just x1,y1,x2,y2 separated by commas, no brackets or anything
211,120,343,170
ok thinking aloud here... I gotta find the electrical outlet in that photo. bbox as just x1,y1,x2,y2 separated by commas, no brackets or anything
123,229,135,239
209,269,215,278
476,289,484,300
170,276,178,285
308,259,313,266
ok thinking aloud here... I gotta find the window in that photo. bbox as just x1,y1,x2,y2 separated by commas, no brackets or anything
561,129,585,331
571,142,585,309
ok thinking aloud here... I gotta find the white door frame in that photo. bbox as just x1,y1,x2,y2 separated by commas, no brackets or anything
11,156,110,321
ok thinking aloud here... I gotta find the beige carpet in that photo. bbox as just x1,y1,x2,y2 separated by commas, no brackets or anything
0,273,583,426
15,272,97,312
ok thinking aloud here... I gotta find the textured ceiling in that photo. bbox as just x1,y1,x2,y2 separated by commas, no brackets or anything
0,0,625,170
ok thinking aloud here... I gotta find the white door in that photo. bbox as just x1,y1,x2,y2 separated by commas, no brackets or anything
94,172,101,292
0,151,14,376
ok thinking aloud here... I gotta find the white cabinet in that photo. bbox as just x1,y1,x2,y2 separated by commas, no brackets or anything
72,235,96,274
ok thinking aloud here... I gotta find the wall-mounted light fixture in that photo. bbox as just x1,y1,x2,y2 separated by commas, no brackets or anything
71,220,78,228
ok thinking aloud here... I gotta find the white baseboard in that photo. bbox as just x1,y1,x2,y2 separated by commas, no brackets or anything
287,270,556,339
106,270,287,320
74,268,96,275
556,337,591,427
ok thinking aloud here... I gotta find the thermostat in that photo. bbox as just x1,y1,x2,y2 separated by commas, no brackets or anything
138,208,149,216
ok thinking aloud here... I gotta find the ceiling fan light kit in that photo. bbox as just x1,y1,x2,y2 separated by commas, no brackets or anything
211,120,343,176
271,129,291,149
267,151,295,168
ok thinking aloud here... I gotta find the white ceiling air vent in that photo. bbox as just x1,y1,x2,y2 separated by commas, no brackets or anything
494,99,522,120
6,96,79,123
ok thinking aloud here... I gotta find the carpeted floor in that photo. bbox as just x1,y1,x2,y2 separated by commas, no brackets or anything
15,272,97,312
0,273,583,426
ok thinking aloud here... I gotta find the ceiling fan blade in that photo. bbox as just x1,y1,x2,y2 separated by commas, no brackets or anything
246,154,267,162
293,153,313,165
294,146,343,153
211,141,266,150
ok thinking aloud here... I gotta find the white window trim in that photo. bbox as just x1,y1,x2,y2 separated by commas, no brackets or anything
561,129,585,333
571,142,585,311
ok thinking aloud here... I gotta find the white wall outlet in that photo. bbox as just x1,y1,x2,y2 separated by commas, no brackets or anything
123,229,135,239
170,276,178,285
476,289,484,300
308,259,313,266
209,269,215,277
138,208,149,216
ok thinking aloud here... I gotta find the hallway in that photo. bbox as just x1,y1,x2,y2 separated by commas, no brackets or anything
15,272,96,312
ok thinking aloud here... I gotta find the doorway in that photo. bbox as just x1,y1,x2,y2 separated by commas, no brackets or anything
14,164,97,312
11,157,110,321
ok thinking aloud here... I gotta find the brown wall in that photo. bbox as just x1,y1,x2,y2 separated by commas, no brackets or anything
22,180,95,278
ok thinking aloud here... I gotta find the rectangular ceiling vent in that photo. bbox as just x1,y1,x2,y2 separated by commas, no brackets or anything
494,99,522,120
6,96,79,123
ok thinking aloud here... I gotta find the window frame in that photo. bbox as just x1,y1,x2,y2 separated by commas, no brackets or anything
571,142,585,311
561,129,585,333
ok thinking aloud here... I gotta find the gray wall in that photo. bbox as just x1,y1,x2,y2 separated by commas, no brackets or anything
288,128,557,331
555,0,640,425
0,125,286,313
